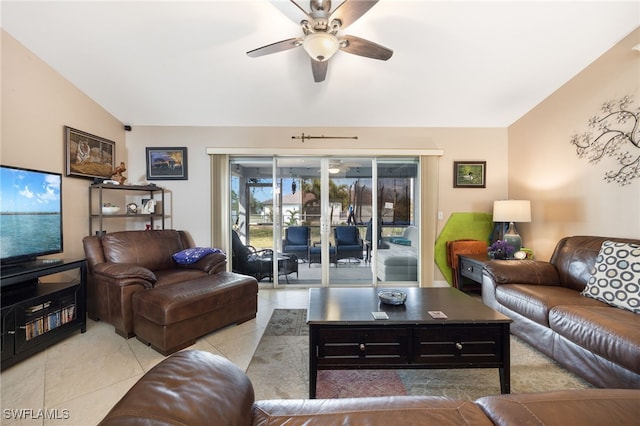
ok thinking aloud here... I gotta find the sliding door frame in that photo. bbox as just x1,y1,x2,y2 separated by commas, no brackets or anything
208,147,443,287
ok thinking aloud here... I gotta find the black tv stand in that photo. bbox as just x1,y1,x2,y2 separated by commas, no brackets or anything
1,258,87,371
1,258,63,274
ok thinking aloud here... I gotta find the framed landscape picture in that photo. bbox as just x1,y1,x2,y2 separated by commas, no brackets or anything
65,126,115,180
146,147,188,180
453,161,486,188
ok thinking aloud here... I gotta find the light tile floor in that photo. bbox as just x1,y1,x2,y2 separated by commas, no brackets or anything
0,288,310,426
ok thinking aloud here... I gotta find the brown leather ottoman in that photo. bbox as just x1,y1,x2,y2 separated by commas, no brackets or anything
132,271,258,355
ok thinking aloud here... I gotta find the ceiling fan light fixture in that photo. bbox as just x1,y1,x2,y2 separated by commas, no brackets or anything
303,32,339,62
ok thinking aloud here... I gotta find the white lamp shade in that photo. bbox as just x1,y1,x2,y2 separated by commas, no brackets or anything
303,33,339,62
493,200,531,223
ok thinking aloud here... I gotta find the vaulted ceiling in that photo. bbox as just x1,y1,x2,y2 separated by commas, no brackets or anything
2,1,638,128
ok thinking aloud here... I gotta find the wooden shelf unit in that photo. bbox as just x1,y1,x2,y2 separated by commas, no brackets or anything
89,183,165,235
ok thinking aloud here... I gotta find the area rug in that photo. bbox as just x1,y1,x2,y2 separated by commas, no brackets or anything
245,309,592,401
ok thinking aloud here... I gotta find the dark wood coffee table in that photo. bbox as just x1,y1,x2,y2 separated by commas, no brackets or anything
306,287,512,398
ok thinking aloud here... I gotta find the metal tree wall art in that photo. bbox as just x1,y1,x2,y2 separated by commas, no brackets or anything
570,95,640,186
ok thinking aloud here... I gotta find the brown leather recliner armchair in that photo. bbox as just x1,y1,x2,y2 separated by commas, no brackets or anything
83,230,227,338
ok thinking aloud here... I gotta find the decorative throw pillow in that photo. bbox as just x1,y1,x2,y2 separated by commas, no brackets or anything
390,237,411,246
582,241,640,314
172,247,224,265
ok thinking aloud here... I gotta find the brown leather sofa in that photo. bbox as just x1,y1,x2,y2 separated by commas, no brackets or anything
99,350,640,426
83,230,258,352
482,235,640,389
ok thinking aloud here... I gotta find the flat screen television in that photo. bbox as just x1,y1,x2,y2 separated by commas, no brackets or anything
0,165,63,273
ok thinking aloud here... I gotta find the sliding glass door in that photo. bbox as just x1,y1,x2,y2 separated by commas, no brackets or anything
374,159,420,283
229,155,420,287
275,157,323,285
326,158,373,285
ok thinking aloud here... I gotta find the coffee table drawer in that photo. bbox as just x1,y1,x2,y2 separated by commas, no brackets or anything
316,327,409,366
413,325,504,365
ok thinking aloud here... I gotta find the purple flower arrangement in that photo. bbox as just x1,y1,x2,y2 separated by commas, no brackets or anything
488,240,515,259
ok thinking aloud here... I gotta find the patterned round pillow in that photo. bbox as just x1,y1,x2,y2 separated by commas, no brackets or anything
582,240,640,314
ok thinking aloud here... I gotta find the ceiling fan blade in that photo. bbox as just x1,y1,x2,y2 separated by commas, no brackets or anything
329,0,379,30
311,59,328,83
247,38,302,58
269,0,313,25
340,35,393,60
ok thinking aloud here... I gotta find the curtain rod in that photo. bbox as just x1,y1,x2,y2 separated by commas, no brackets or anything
292,133,359,142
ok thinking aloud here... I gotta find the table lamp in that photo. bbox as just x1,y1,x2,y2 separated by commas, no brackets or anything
492,200,531,252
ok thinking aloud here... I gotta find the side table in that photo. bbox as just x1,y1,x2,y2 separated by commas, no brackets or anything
457,253,489,293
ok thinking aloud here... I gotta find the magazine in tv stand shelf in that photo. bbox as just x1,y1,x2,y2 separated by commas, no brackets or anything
89,183,165,235
1,259,87,370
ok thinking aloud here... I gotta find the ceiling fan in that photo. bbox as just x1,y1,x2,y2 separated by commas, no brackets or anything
247,0,393,82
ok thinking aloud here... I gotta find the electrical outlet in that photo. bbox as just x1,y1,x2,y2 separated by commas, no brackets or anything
438,211,444,220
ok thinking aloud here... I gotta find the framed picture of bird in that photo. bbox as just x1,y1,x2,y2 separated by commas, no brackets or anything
453,161,486,188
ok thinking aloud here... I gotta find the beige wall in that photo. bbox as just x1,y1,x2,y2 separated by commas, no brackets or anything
125,126,508,243
1,28,508,283
125,126,508,283
9,25,639,279
508,28,640,261
1,31,125,260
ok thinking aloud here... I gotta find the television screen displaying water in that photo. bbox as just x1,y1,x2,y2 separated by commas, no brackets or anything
0,166,62,260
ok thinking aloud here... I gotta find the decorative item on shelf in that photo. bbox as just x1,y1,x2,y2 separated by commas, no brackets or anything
570,95,640,186
101,203,120,214
378,290,407,305
487,240,515,260
141,199,156,214
521,247,534,259
111,162,127,185
126,203,138,214
492,200,531,253
513,250,527,260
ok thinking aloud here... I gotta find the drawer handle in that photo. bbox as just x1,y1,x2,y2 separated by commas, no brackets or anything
466,266,473,272
359,343,365,351
455,342,463,350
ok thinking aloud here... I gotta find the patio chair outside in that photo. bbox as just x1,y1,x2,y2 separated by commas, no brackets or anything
282,226,310,262
334,225,364,264
231,230,298,282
